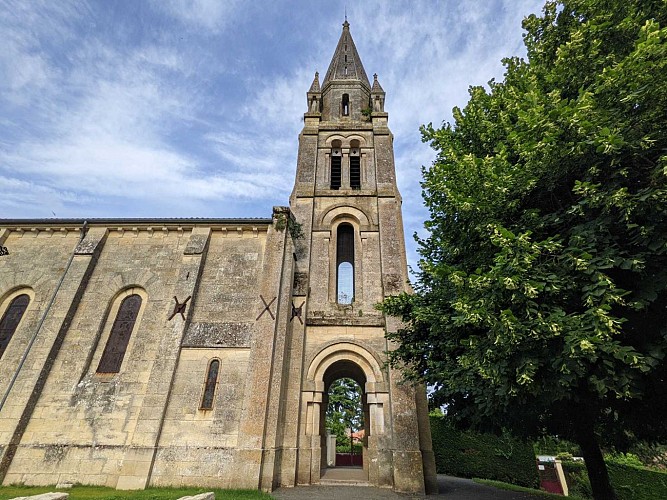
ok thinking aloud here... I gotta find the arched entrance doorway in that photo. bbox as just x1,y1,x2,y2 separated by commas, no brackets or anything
322,364,366,479
300,342,391,487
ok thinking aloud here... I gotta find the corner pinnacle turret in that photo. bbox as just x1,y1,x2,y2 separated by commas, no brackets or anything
322,20,371,88
308,72,321,93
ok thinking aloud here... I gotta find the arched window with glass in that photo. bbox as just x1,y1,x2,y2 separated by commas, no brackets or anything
341,93,350,116
200,359,220,410
0,294,30,360
336,224,355,304
96,294,142,374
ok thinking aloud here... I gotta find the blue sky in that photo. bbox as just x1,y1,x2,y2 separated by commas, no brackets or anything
1,0,544,271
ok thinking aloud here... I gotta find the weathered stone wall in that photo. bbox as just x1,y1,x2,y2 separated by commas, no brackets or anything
0,223,281,489
0,227,104,486
150,348,250,487
0,229,80,409
187,230,267,348
321,82,371,123
2,228,192,487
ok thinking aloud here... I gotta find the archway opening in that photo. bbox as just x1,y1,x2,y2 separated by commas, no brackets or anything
320,360,368,479
326,378,363,466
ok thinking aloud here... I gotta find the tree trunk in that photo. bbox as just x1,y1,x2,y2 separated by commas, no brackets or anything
574,422,616,500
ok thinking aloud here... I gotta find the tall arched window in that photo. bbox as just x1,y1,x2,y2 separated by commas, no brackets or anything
342,93,349,116
97,294,142,374
337,224,355,304
200,359,220,410
0,294,30,360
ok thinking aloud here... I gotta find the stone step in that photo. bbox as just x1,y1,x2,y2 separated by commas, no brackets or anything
318,479,371,487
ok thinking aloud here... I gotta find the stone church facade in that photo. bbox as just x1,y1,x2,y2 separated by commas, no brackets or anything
0,22,437,494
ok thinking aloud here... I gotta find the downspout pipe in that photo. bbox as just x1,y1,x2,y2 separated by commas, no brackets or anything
0,221,88,412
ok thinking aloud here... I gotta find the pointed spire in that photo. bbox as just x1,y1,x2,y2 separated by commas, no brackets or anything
371,73,384,93
308,71,321,93
322,21,371,88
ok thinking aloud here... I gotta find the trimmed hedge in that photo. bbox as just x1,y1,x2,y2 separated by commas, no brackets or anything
609,463,667,500
429,416,539,488
562,460,667,499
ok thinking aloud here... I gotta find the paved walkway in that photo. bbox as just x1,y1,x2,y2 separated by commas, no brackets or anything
272,474,547,499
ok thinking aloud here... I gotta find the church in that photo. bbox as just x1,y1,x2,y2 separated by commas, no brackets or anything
0,22,437,494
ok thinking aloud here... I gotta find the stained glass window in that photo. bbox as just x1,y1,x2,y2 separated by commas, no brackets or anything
0,294,30,359
97,294,141,373
200,359,220,410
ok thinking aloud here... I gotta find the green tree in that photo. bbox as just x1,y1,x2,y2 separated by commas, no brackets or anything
381,1,667,498
325,378,363,451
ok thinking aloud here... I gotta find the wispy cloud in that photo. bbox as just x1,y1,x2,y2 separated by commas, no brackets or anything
1,0,545,265
154,0,241,32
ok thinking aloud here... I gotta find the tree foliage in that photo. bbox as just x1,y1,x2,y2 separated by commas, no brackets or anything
325,378,363,450
381,1,667,498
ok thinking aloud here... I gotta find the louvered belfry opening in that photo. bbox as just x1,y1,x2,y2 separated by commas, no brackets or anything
350,141,361,189
0,294,30,359
350,156,361,189
336,224,355,304
331,156,342,189
97,294,142,373
331,142,342,190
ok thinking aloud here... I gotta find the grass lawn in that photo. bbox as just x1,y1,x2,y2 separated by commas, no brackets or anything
473,478,584,499
0,485,271,500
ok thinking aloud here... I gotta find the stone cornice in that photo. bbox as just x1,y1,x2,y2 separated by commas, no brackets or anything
0,218,272,236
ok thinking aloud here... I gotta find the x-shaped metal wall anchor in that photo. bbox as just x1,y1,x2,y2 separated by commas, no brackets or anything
291,301,304,324
168,295,191,321
256,295,277,321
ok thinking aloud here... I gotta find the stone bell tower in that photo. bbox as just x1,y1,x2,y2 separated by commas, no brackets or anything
283,21,438,493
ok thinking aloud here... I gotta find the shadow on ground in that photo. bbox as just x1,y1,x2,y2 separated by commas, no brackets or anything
272,474,548,499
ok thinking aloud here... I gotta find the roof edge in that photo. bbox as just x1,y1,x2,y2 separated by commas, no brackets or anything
0,217,273,226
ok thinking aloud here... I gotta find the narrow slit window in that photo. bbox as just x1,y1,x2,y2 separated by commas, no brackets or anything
336,224,355,304
201,359,220,410
330,150,342,190
350,149,361,189
0,294,30,360
97,294,141,374
342,93,349,116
